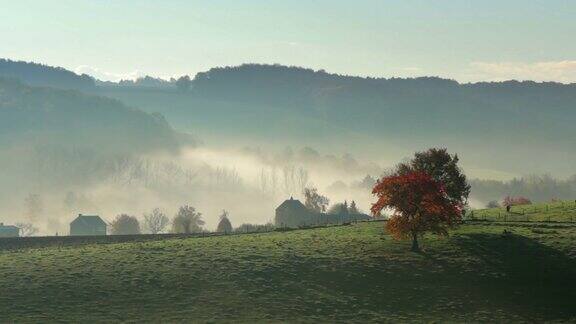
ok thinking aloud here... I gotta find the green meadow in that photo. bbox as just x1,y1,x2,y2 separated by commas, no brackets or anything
468,200,576,222
1,219,575,322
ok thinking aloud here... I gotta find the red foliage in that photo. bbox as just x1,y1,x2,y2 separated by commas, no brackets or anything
502,196,532,207
371,172,462,244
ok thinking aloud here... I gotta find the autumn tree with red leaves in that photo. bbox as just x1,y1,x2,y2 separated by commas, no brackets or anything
371,172,462,251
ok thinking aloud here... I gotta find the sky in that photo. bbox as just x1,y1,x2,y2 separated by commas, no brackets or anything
2,0,576,82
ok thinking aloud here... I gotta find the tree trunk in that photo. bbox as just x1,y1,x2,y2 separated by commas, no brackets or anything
411,232,420,252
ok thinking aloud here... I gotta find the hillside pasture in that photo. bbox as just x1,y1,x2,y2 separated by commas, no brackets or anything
468,200,576,222
1,220,575,322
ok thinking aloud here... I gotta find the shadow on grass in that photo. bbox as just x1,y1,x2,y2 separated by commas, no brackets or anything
451,233,576,320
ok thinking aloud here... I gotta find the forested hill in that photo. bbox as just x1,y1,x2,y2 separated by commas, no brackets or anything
0,78,180,154
2,59,575,175
0,59,95,90
103,64,576,143
191,64,576,133
96,64,576,176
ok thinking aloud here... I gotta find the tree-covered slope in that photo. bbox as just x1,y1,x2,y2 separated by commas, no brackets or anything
0,78,180,154
98,64,576,175
0,59,95,90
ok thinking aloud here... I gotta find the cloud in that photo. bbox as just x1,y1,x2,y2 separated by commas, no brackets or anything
74,65,145,82
468,60,576,83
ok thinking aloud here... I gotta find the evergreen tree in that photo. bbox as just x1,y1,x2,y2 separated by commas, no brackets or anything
216,210,233,233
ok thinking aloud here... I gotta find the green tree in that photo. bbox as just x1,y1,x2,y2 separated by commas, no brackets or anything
172,205,204,234
175,75,192,92
110,214,141,235
349,200,360,214
216,210,233,233
328,202,349,216
396,148,470,205
486,200,500,209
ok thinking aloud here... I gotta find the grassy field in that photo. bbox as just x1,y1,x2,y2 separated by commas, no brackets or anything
1,221,575,323
468,200,576,222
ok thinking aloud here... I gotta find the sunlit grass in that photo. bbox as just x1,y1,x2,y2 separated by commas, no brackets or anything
0,221,575,322
468,200,576,222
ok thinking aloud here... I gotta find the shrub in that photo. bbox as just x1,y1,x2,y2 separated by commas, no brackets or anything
486,200,500,208
235,223,275,233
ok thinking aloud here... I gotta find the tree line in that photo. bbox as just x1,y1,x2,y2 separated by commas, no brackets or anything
108,207,233,235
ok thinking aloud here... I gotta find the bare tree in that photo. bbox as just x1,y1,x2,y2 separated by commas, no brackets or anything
24,193,42,221
303,187,330,213
259,168,269,192
283,165,297,195
16,222,38,237
270,167,279,194
297,167,309,194
143,208,170,234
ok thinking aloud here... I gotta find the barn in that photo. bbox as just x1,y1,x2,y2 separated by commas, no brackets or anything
275,198,372,228
0,223,20,238
70,214,107,236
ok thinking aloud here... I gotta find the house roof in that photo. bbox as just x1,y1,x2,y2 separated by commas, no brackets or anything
0,224,19,230
276,198,307,211
71,215,106,227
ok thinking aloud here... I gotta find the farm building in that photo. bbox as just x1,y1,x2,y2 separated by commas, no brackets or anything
0,223,20,238
275,198,371,228
70,214,107,236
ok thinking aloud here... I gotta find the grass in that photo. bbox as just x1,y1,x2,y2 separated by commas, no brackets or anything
1,221,575,323
468,200,576,222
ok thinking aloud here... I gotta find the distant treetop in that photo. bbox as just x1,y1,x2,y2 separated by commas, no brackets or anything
0,58,95,90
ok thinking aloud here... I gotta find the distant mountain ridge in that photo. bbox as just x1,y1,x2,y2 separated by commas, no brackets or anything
0,59,95,90
0,78,181,154
97,63,576,175
2,59,575,175
97,63,576,144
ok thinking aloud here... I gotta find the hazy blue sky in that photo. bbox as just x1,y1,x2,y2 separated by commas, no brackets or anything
2,0,575,82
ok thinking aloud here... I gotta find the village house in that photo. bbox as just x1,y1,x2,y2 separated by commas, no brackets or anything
275,197,371,228
0,223,20,238
70,214,107,236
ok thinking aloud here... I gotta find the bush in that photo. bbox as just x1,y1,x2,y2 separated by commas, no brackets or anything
486,200,500,208
235,223,275,233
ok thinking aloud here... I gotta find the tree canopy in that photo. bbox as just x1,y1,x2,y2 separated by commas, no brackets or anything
216,210,233,233
371,171,462,251
110,214,141,235
303,187,330,213
172,205,204,234
396,148,470,205
143,208,170,234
